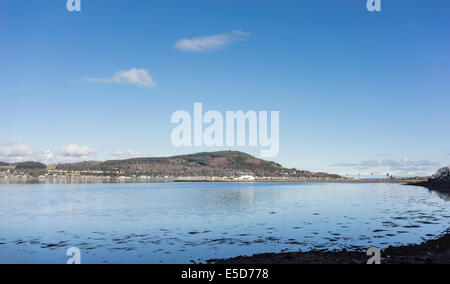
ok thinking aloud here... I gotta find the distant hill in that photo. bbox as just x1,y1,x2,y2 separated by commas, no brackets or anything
0,162,9,167
15,161,46,170
56,151,341,179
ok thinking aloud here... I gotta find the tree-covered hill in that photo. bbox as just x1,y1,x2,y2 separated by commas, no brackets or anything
55,151,341,179
15,161,46,170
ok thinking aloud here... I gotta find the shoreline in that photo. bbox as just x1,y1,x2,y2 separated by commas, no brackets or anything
0,178,427,185
209,230,450,264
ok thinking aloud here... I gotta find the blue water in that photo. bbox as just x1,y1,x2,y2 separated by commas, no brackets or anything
0,182,448,264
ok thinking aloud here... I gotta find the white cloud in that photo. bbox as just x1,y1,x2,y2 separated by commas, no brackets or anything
175,30,250,52
61,144,99,158
111,149,141,159
85,68,155,87
0,142,101,164
0,142,38,162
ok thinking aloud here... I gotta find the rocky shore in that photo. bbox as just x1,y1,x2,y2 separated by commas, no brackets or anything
407,167,450,194
210,230,450,264
407,180,450,193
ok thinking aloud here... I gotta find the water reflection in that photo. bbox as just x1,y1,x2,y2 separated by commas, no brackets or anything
431,190,450,201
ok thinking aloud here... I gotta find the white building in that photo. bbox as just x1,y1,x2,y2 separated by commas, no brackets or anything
238,174,256,181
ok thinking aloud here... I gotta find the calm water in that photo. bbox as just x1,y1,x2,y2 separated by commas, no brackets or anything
0,182,448,264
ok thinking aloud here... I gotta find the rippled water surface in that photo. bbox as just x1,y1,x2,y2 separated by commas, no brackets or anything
0,182,448,264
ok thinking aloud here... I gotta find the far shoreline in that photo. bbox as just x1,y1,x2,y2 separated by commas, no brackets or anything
0,178,429,185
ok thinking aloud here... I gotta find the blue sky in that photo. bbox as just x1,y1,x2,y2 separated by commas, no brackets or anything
1,0,449,176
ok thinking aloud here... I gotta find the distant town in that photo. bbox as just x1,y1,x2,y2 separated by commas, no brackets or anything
0,151,429,184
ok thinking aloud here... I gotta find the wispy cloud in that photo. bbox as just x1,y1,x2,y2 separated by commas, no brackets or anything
330,160,379,169
381,158,440,173
111,149,141,159
330,157,441,175
175,30,250,52
84,68,155,87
